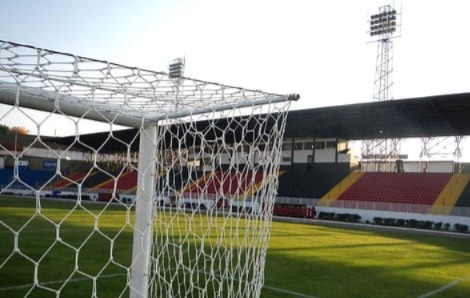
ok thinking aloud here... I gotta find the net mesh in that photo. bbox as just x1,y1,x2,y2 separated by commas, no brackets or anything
0,40,292,297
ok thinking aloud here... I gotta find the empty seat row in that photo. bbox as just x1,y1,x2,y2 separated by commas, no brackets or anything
273,205,315,218
337,172,452,205
187,171,265,196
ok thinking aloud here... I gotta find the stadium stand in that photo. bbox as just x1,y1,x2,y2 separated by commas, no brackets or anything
335,172,452,205
319,172,364,204
90,171,137,192
0,168,13,186
158,169,196,193
79,171,113,189
278,172,348,198
87,170,136,201
455,179,470,208
50,171,88,188
430,173,470,214
0,168,54,189
3,92,470,220
185,171,265,197
273,204,315,218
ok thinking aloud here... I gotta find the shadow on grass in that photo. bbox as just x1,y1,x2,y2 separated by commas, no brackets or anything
2,197,470,298
0,197,270,297
271,220,470,254
264,222,470,298
264,246,470,298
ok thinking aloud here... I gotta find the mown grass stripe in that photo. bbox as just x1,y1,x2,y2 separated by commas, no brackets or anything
0,273,126,292
2,197,470,298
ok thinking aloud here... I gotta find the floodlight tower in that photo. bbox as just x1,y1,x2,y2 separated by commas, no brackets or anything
169,57,185,110
169,57,185,79
362,5,401,172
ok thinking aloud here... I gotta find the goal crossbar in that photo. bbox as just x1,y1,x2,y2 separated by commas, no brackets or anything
0,82,298,128
0,40,298,128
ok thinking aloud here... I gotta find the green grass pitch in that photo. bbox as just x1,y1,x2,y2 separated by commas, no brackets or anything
1,197,470,298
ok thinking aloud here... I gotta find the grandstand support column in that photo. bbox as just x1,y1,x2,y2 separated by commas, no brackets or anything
312,137,316,166
130,124,157,298
455,136,464,173
290,138,295,167
419,137,431,172
335,137,339,164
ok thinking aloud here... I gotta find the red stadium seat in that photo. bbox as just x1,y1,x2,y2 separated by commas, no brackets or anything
337,173,451,205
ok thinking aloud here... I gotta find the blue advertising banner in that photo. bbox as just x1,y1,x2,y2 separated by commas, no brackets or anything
43,160,57,169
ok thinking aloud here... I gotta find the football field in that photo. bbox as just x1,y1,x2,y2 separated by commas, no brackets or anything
1,197,470,298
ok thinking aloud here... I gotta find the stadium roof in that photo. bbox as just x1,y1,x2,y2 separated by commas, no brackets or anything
50,92,470,152
285,92,470,140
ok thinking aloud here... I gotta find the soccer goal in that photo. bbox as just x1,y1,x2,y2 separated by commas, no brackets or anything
0,40,298,297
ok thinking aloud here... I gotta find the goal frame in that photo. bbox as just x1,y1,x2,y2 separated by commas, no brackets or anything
0,40,299,298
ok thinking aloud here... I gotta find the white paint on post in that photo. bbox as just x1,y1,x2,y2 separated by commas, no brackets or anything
130,124,157,298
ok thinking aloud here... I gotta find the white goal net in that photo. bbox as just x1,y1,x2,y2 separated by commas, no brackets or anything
0,40,296,297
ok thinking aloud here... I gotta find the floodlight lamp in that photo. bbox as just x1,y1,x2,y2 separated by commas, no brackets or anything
169,58,185,78
369,8,398,38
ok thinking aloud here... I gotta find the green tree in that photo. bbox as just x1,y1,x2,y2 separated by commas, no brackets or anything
0,124,8,134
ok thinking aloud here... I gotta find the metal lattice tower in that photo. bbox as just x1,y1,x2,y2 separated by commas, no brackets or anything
362,4,401,172
419,136,465,173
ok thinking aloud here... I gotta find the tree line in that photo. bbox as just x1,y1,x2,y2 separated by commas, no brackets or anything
0,124,29,135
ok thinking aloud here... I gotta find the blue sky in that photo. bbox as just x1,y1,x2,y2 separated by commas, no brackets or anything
0,1,180,56
3,0,470,108
1,0,470,159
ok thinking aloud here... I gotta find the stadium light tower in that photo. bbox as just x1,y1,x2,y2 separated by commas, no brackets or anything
169,57,185,78
362,4,401,172
169,57,185,110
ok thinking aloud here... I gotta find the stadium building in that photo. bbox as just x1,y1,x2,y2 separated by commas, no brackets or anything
2,91,470,228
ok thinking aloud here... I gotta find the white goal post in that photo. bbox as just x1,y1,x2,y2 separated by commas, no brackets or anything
0,40,298,298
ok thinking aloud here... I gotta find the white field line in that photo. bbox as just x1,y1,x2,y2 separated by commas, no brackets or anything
263,284,320,298
416,274,470,298
0,271,319,298
195,268,320,298
0,273,125,292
